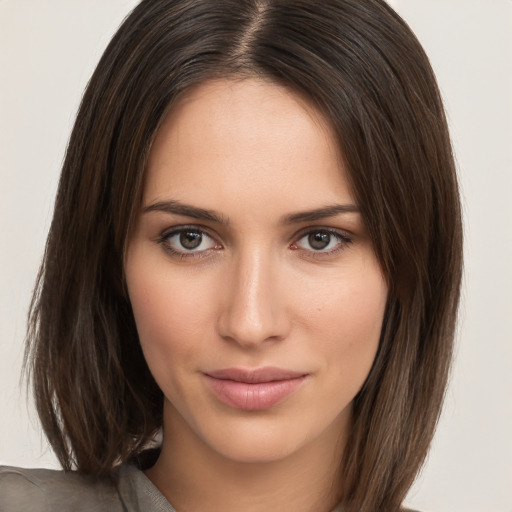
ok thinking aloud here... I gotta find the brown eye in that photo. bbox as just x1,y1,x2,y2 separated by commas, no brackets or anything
180,230,203,249
294,229,351,255
161,227,217,255
308,231,331,250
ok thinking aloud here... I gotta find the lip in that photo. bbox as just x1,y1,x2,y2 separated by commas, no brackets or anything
204,367,308,411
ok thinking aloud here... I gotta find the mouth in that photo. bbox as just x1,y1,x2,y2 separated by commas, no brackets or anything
204,367,308,411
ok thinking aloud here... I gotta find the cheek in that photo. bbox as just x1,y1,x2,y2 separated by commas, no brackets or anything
298,262,387,386
125,256,216,378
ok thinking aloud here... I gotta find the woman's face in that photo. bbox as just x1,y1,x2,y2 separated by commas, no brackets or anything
125,79,388,464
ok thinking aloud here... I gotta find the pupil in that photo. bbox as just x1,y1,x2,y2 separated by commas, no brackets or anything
180,231,202,249
308,231,330,250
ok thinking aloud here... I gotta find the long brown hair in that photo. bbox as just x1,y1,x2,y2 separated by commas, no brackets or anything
25,1,463,510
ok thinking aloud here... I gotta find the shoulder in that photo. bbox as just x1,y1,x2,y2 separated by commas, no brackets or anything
0,465,126,512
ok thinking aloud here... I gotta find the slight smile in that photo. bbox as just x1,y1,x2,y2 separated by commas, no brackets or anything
204,367,308,411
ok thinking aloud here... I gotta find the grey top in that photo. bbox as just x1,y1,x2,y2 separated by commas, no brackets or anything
0,462,349,512
0,463,176,512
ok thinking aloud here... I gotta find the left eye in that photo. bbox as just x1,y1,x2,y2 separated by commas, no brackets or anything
163,228,217,253
295,230,348,252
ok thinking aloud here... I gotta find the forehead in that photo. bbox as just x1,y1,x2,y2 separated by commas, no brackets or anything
144,78,354,214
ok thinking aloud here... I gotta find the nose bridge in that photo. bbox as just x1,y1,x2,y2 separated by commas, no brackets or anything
218,244,288,346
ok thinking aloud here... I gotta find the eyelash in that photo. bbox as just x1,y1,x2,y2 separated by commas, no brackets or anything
157,225,220,261
291,228,352,259
156,225,353,261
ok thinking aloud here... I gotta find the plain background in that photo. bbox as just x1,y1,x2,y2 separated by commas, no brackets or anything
0,1,511,511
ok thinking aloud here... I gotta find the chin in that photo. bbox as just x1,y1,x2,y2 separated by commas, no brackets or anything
180,401,351,467
207,426,307,464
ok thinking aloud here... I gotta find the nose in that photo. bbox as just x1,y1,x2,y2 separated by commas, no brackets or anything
217,249,291,348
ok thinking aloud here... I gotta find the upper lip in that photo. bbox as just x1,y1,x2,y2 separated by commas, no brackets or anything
205,367,307,383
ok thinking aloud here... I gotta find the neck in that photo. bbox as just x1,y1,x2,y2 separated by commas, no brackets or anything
145,402,348,512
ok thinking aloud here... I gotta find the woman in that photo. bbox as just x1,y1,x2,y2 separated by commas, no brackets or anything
0,1,462,511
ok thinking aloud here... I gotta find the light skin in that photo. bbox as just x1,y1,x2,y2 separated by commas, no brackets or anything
124,78,388,512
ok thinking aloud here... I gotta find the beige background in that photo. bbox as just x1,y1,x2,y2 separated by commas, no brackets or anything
1,1,511,511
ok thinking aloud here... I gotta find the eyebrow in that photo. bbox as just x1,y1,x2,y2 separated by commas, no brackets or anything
282,204,360,224
143,200,228,224
143,199,360,225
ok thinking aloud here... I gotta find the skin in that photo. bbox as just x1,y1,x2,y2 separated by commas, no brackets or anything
125,78,388,512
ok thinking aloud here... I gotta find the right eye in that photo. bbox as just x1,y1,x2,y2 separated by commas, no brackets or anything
159,227,221,258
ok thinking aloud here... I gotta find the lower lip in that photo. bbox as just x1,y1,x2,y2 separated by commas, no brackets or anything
205,375,306,411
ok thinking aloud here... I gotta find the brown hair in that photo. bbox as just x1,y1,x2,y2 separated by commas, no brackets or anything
25,1,462,510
